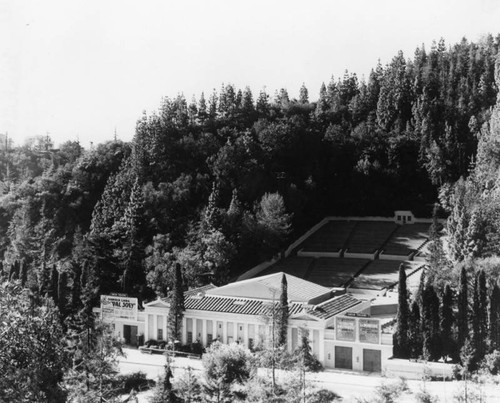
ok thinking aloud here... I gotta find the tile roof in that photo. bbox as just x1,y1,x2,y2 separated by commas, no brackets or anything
305,293,362,319
207,272,331,303
183,292,359,320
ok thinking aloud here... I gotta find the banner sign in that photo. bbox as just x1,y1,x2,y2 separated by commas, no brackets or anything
345,312,370,318
101,295,138,321
359,319,379,344
336,317,356,341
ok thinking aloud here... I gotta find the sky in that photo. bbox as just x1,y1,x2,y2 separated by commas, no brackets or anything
1,0,499,149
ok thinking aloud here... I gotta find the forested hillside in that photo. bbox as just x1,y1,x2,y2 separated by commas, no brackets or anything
1,35,499,311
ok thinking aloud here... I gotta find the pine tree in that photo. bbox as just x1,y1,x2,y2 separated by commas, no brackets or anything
202,182,222,233
256,90,270,117
277,274,289,347
471,270,487,368
299,83,309,104
489,283,500,351
457,266,469,352
115,176,146,295
408,299,422,359
168,263,185,343
394,264,410,358
440,284,455,360
198,92,208,123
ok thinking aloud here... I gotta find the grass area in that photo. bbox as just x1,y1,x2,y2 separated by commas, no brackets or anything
300,221,356,252
382,223,430,256
306,257,369,287
345,222,398,254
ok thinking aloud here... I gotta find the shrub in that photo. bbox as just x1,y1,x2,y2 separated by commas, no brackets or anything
414,388,438,403
481,350,500,375
202,342,254,401
116,371,153,394
306,388,342,402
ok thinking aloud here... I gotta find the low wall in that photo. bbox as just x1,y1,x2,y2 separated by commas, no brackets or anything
384,359,454,380
297,249,341,258
326,215,395,222
284,217,330,256
378,252,410,261
344,251,377,260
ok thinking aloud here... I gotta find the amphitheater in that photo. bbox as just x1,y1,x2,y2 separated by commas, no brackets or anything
240,210,437,297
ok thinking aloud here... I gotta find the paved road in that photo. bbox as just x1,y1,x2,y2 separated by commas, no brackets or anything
118,348,500,402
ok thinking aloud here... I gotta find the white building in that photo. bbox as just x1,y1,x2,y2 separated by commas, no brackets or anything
96,272,394,372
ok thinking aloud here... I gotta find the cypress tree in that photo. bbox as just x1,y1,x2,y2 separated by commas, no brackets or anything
457,266,469,351
422,284,441,361
58,270,68,317
20,261,27,287
408,299,423,359
440,284,455,360
394,264,410,358
277,273,289,347
489,283,500,351
168,263,185,343
471,270,488,367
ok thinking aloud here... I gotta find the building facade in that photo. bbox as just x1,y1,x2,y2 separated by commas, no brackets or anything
96,272,393,372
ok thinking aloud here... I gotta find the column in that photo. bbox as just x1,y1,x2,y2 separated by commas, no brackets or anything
224,321,229,343
243,323,248,347
153,314,158,340
181,317,187,344
319,329,325,365
202,319,207,346
163,315,168,343
192,318,198,343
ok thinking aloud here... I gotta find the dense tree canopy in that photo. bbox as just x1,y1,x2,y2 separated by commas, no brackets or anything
0,35,499,307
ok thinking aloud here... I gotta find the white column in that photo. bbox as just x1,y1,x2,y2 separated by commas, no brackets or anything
287,327,292,352
319,329,325,364
153,314,158,340
202,319,208,346
144,315,149,341
243,323,248,347
224,321,229,343
181,317,187,344
193,318,198,343
163,315,168,342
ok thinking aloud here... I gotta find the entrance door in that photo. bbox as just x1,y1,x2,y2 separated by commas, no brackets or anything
124,325,138,346
334,346,352,369
363,349,381,372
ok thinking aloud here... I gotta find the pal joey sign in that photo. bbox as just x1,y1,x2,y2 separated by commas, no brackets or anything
100,295,138,321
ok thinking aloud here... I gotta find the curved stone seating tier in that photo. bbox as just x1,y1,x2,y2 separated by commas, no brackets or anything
345,221,398,254
299,220,356,253
382,223,430,256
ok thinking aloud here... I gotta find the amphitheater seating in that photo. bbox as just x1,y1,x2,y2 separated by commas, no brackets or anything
299,220,356,253
350,260,422,290
306,257,369,288
382,223,430,256
345,221,398,254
